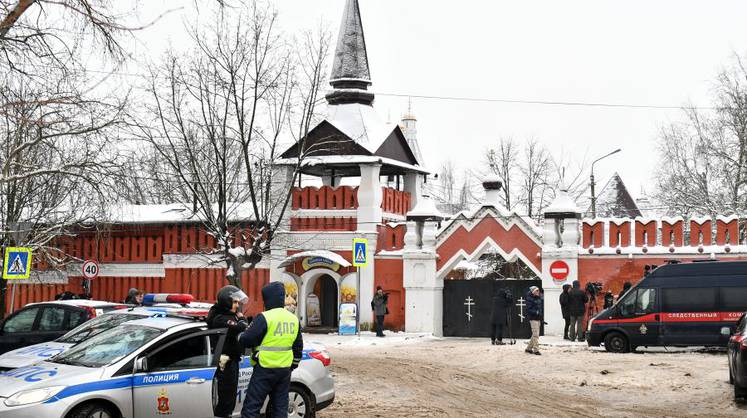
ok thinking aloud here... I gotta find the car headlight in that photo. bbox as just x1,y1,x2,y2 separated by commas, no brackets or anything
4,386,67,407
587,318,594,333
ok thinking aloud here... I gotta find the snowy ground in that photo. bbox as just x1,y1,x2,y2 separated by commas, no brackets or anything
312,333,746,417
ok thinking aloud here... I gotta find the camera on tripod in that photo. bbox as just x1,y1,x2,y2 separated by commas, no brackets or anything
585,281,603,297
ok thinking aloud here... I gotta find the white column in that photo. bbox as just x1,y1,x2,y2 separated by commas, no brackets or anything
357,233,377,327
357,163,383,232
403,173,423,209
402,220,442,336
270,165,296,231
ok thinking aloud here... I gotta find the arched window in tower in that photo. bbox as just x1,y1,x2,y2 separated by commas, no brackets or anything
589,230,595,248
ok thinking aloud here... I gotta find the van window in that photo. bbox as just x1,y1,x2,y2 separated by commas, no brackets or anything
635,288,657,314
662,288,717,313
619,291,637,317
720,287,747,312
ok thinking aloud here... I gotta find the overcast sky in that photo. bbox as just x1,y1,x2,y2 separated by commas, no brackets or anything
129,0,747,202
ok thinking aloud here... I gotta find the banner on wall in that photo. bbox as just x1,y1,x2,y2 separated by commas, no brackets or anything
307,294,321,326
340,274,358,304
339,303,357,335
278,275,298,314
302,257,340,272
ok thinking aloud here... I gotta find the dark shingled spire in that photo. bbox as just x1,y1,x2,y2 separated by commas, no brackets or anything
326,0,374,105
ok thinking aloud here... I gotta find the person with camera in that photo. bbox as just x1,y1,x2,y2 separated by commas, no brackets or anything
568,280,588,342
525,286,543,355
371,286,389,337
490,288,513,345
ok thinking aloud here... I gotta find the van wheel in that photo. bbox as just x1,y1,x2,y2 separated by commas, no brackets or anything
288,384,315,418
67,402,118,418
604,332,630,353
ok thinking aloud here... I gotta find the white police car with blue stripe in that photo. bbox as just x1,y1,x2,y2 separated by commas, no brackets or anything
0,309,334,417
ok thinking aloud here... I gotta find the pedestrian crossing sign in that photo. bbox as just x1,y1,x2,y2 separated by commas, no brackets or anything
3,247,33,280
352,239,368,267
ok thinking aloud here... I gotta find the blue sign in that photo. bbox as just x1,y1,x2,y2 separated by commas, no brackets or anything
3,247,32,280
352,239,368,267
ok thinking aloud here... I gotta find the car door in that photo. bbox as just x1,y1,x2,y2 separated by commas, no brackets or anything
729,315,747,378
0,306,41,354
660,287,720,346
132,330,224,418
33,306,71,345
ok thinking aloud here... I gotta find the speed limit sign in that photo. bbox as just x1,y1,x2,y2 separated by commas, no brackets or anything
82,260,100,279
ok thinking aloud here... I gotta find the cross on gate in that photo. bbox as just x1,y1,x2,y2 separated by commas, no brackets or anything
516,297,526,323
464,296,475,322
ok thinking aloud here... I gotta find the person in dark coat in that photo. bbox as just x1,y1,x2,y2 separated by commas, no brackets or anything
525,286,543,355
371,286,389,337
123,288,143,305
559,284,572,340
207,285,249,418
603,290,614,309
618,281,632,301
568,280,588,342
239,282,303,418
490,288,513,345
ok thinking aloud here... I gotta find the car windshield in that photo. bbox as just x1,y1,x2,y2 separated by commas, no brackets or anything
57,313,146,344
49,325,162,368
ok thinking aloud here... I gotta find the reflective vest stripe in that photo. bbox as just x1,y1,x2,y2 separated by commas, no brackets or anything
257,346,292,352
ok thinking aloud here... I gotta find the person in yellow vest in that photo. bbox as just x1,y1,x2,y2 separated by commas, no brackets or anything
238,282,302,418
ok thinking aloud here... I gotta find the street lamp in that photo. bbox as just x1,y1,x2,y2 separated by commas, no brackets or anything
590,148,622,218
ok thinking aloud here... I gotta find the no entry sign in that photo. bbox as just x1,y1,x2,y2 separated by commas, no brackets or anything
550,260,570,281
82,260,100,280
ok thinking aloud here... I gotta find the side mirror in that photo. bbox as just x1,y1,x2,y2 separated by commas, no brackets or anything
134,357,148,373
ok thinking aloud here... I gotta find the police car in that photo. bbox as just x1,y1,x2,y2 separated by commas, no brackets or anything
0,294,204,371
0,300,129,355
0,307,334,417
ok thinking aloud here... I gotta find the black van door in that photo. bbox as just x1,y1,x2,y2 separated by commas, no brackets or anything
660,287,721,346
616,287,660,348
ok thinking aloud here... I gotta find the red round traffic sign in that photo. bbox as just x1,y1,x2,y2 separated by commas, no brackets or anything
550,260,570,281
82,260,100,280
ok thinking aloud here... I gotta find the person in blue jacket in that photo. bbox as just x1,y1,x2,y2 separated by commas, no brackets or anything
525,286,543,355
238,282,303,418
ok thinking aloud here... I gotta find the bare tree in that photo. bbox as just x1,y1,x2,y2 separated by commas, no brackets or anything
434,160,473,215
655,54,747,215
518,138,552,219
0,72,124,317
486,137,516,210
133,3,331,288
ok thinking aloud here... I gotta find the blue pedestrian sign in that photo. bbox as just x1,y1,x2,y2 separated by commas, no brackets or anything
352,239,368,267
3,247,33,280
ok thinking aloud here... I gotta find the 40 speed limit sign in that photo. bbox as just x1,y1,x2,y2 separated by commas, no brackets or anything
82,260,100,279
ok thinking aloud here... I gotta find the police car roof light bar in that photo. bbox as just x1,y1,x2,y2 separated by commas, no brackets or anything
141,293,195,306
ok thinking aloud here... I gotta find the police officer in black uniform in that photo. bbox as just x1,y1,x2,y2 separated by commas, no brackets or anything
207,285,250,418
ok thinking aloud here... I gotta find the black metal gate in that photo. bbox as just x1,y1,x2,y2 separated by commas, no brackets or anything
443,279,542,338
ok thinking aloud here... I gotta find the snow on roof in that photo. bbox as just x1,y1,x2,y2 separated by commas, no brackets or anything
326,103,395,155
544,189,580,214
587,173,642,218
106,203,255,224
274,154,429,174
454,260,480,271
407,195,443,219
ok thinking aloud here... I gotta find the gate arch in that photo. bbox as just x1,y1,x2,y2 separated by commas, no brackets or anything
436,206,542,279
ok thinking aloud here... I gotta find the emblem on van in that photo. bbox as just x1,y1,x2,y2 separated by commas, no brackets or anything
640,324,648,335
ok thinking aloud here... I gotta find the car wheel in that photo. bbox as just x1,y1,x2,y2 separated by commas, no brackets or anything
288,384,315,418
604,332,629,353
67,402,118,418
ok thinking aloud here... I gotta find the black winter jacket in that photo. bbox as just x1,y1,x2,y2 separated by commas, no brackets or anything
526,291,543,321
568,281,588,317
559,285,571,319
491,290,513,324
206,305,249,361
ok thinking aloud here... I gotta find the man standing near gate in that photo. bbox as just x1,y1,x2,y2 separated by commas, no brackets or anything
239,282,302,418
